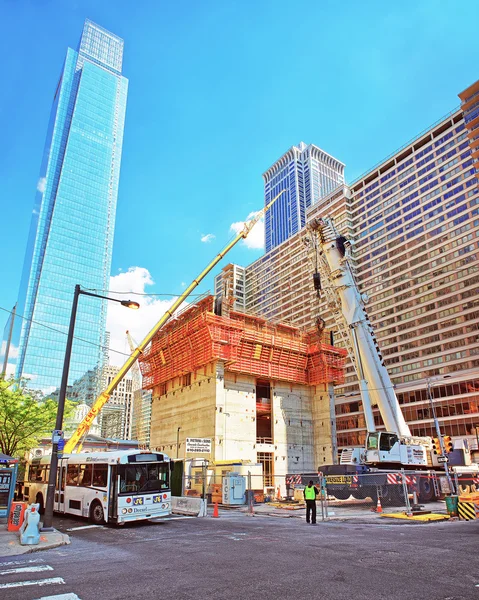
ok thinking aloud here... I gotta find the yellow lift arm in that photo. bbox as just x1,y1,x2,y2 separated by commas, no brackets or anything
64,191,285,453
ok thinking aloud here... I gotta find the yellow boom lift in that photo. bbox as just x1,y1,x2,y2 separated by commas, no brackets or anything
64,191,285,453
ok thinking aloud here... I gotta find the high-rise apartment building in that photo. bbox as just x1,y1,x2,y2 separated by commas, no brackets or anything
9,20,128,396
264,142,344,252
101,365,133,440
214,264,246,314
217,80,479,454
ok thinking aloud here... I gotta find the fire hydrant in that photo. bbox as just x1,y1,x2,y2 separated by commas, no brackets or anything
19,503,41,545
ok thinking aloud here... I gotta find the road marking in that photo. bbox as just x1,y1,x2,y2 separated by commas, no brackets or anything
65,525,104,531
0,565,54,576
0,577,65,589
0,558,45,567
150,516,194,522
34,594,81,600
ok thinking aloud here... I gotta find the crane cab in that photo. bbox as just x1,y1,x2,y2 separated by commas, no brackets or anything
366,432,428,467
366,432,401,464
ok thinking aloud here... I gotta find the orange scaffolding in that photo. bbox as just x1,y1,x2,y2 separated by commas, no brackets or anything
139,296,346,389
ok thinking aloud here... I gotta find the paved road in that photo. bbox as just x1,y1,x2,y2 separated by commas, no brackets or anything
1,511,478,600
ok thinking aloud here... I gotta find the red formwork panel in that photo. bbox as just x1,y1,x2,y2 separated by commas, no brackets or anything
139,295,346,390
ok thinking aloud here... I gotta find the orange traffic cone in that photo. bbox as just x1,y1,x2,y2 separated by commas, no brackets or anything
212,502,219,518
276,487,281,500
376,496,382,513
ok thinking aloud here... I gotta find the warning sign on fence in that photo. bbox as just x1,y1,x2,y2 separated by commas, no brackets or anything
186,438,212,454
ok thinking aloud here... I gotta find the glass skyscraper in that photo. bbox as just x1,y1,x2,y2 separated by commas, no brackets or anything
10,20,128,397
263,142,345,252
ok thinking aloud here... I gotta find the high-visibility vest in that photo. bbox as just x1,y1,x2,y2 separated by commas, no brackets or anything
304,486,316,500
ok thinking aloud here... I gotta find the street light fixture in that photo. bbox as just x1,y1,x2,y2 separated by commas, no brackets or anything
42,284,139,530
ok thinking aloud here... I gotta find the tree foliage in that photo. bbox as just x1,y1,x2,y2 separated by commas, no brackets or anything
0,377,74,457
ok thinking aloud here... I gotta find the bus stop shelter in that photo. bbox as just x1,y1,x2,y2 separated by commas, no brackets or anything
0,454,18,520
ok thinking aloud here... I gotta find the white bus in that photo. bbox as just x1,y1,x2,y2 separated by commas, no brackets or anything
25,450,172,525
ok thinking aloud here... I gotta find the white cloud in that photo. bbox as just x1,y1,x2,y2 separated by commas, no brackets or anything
229,211,264,249
1,341,18,360
37,177,46,193
2,362,16,377
106,267,185,367
200,233,215,243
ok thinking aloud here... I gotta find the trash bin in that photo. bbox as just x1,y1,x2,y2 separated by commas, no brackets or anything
445,495,458,517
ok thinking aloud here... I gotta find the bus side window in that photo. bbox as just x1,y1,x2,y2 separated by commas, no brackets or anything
79,464,93,487
33,466,43,482
42,466,50,483
92,465,107,487
66,465,79,486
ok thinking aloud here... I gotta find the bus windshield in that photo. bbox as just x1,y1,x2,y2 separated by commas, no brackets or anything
118,463,169,494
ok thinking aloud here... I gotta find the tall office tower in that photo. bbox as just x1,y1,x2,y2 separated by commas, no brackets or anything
264,142,344,252
10,20,128,396
238,80,479,453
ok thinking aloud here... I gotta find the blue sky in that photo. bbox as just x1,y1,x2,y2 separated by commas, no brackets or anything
1,0,479,361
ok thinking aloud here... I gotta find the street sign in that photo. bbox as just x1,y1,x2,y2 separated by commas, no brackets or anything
57,438,65,457
52,430,64,444
185,438,211,454
437,456,449,463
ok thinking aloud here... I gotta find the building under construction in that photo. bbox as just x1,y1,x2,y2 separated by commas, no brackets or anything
138,295,345,492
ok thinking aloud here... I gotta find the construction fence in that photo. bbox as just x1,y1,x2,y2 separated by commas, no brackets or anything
181,468,478,519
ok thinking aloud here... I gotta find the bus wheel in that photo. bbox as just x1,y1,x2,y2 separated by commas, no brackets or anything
35,493,44,515
89,501,105,525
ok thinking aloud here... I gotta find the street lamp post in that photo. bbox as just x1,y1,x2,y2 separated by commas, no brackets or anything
42,284,139,531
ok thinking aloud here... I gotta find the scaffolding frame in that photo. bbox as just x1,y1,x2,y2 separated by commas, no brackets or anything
139,296,346,389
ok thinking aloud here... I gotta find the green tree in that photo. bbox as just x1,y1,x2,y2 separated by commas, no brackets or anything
0,378,74,457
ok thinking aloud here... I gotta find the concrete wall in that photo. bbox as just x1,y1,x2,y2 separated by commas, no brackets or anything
219,366,257,462
311,384,337,468
150,362,217,460
273,384,315,480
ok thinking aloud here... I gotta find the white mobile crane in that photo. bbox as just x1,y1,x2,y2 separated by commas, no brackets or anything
309,217,430,469
306,217,478,502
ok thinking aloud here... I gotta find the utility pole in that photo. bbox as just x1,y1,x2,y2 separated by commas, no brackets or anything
427,380,455,495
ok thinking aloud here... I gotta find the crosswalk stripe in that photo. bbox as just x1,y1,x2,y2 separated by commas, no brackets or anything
0,577,65,589
34,594,81,600
0,565,54,576
0,558,45,567
66,525,104,531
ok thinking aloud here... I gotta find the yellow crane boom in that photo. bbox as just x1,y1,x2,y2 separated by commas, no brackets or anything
64,191,285,453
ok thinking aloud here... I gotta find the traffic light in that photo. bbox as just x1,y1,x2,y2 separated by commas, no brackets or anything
431,438,441,454
443,435,454,454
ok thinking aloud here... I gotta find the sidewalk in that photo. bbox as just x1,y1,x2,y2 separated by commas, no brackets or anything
236,501,449,524
0,523,70,558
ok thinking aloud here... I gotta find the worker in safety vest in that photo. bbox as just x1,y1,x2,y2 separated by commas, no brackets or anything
303,480,319,524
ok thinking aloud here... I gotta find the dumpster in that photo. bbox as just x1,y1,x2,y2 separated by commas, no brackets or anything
445,495,458,517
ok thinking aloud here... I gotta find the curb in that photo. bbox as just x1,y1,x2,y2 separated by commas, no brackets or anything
27,534,71,553
0,532,71,558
